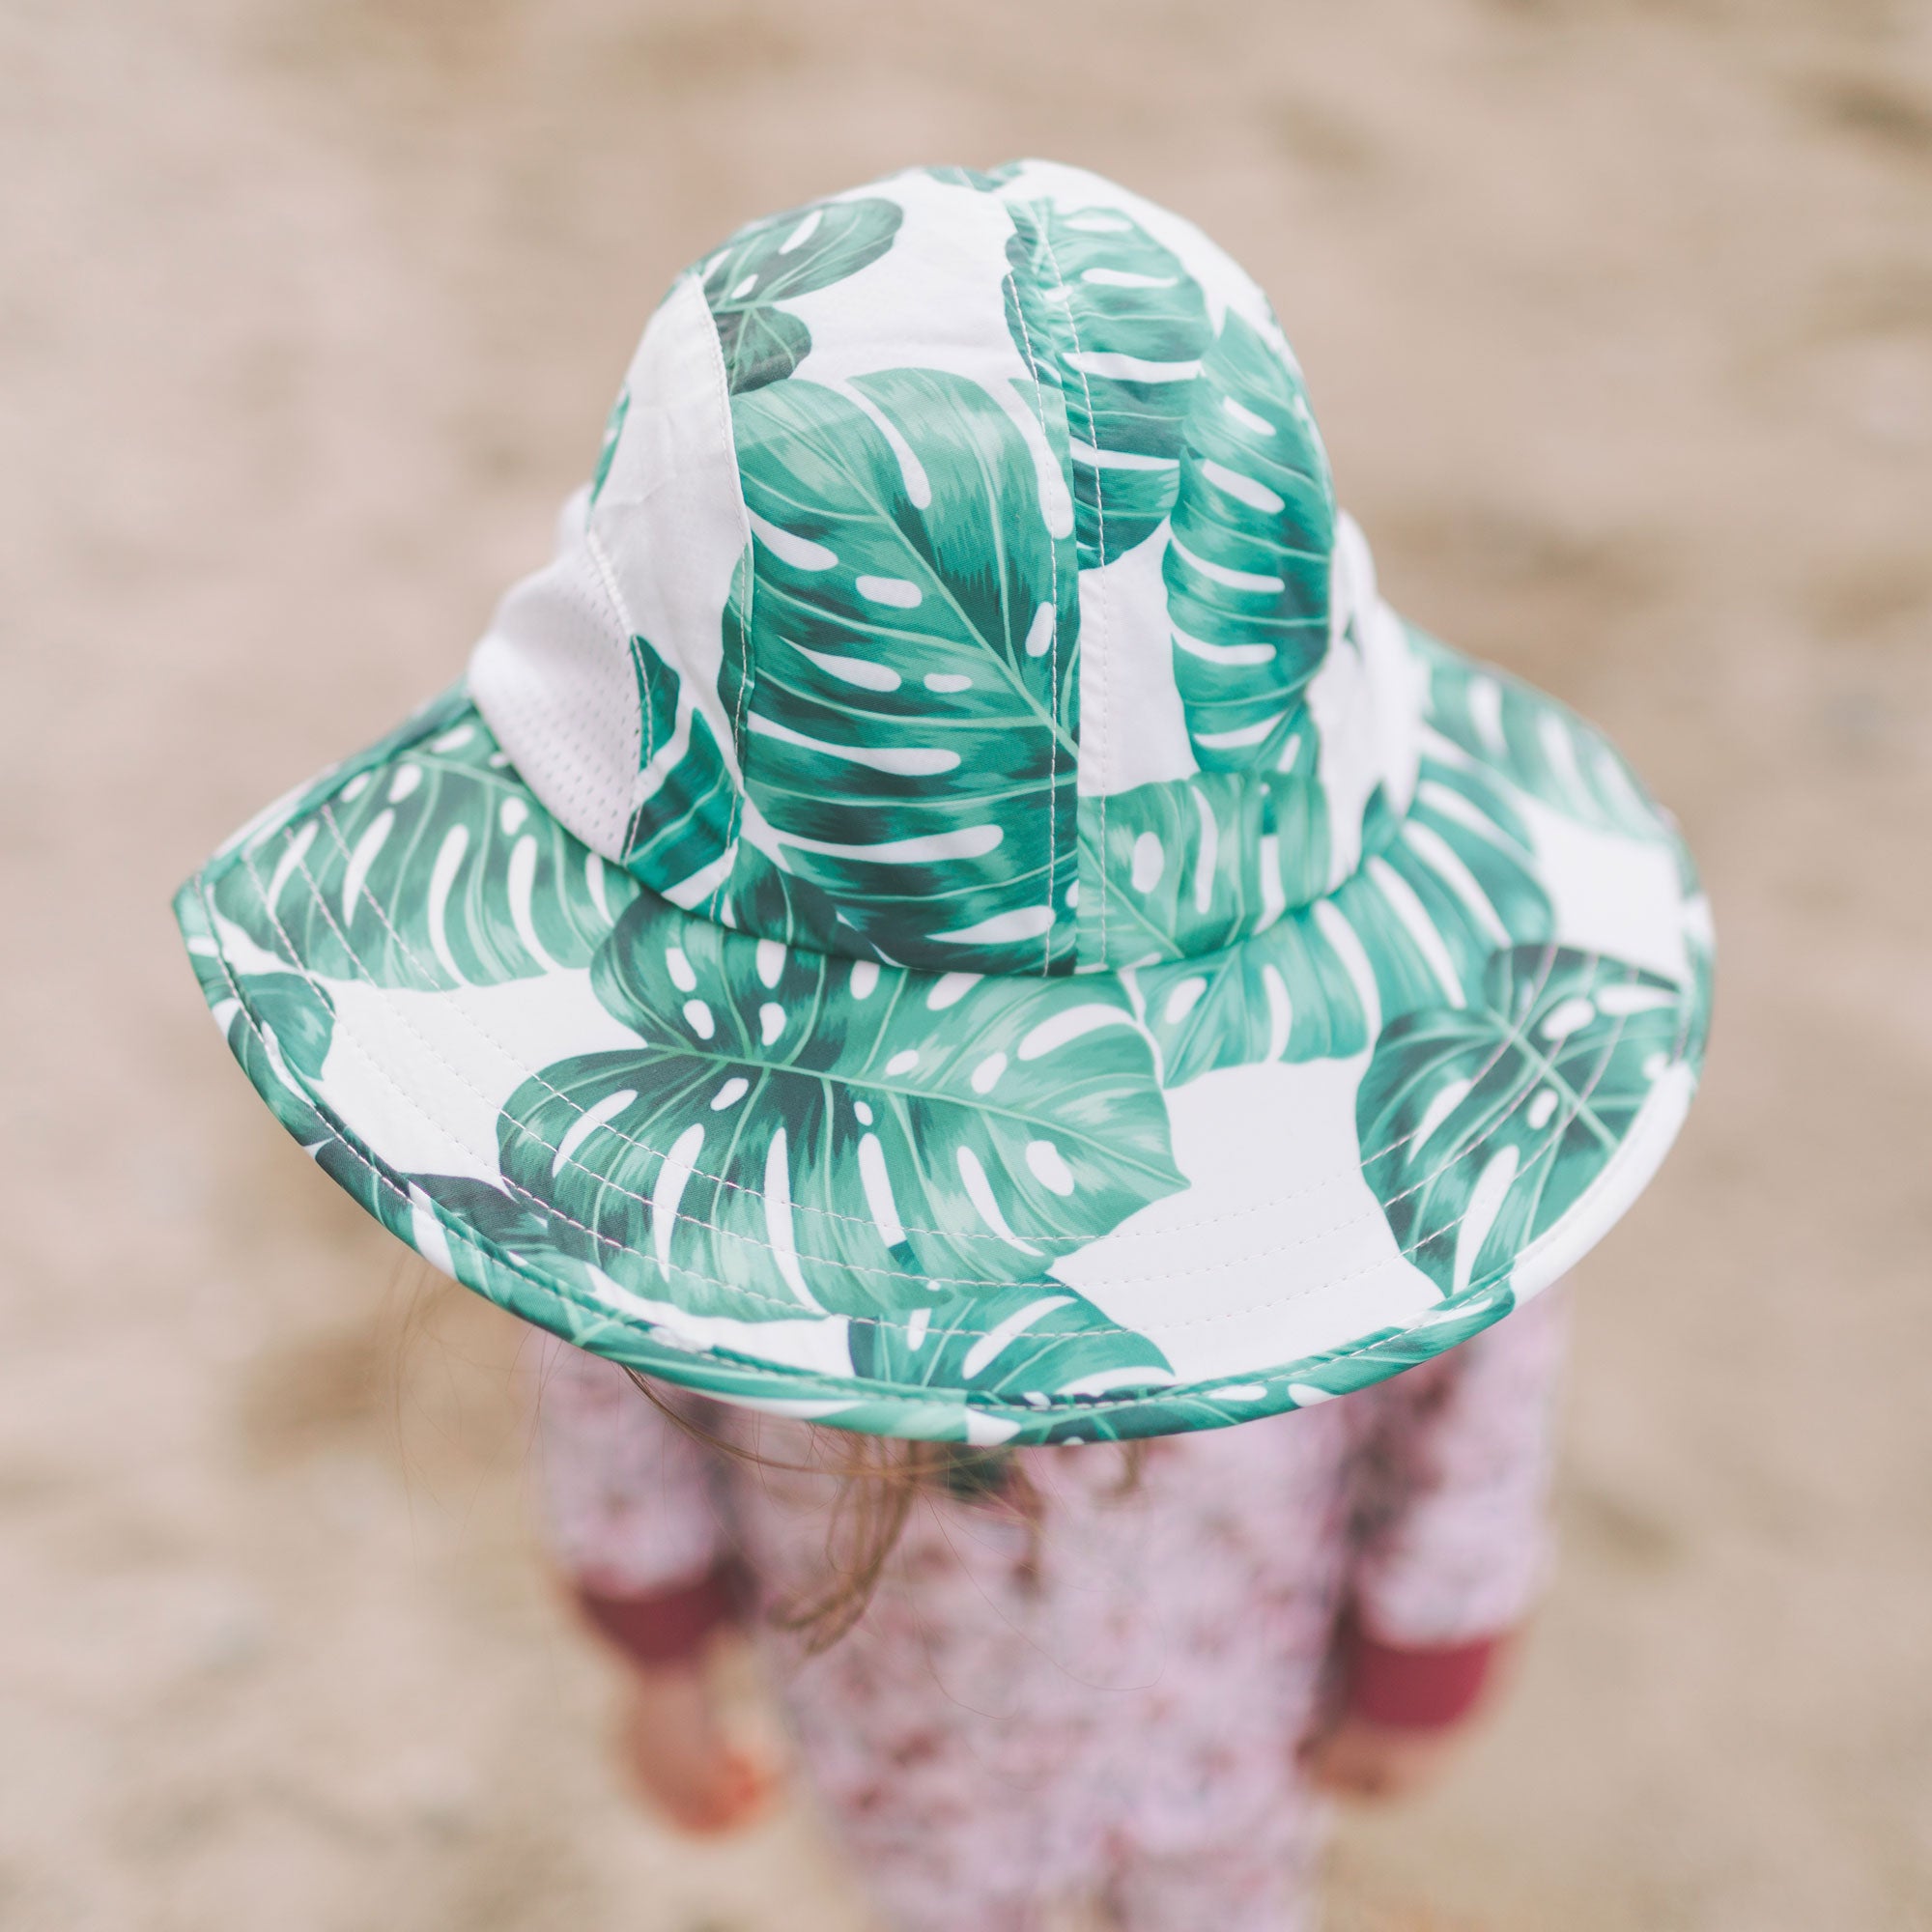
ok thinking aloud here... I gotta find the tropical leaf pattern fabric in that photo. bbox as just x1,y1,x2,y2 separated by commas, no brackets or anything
1122,658,1558,1082
1002,199,1211,567
1076,772,1267,966
699,195,902,393
210,689,637,991
728,367,1081,975
1164,311,1332,776
497,890,1182,1319
177,161,1711,1447
1422,641,1665,838
845,1279,1174,1413
1358,947,1691,1298
519,162,1380,980
619,618,746,910
178,635,1706,1444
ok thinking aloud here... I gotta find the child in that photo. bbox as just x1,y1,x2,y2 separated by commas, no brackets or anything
175,159,1710,1932
536,1290,1569,1929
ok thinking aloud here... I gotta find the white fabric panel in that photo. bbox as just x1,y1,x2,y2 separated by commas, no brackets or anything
587,271,754,820
469,488,639,860
1052,1054,1442,1385
470,272,753,867
1074,527,1198,797
1309,511,1428,889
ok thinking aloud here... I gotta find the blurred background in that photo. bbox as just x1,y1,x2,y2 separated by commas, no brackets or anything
5,0,1930,1926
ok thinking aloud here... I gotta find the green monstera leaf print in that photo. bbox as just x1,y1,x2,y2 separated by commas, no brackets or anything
730,367,1081,976
1077,770,1267,965
497,892,1184,1321
620,571,749,908
1358,945,1689,1298
613,556,865,960
846,1280,1173,1410
1132,752,1553,1084
183,885,337,1145
1278,1281,1519,1402
1164,310,1334,776
925,162,1023,192
1419,634,1667,840
213,703,638,990
1003,201,1212,567
182,877,584,1294
699,195,902,393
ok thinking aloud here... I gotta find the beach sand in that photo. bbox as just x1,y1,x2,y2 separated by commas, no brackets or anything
4,1,1929,1924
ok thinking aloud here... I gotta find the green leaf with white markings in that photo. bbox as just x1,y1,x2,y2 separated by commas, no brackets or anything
619,559,750,909
1358,946,1687,1296
1133,753,1553,1084
1003,200,1211,566
730,368,1080,974
700,196,902,393
211,702,638,990
848,1279,1173,1406
1164,310,1334,774
497,892,1183,1319
1077,771,1266,965
1420,634,1669,839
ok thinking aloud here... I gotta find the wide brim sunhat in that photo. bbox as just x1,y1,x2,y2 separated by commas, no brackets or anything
177,160,1713,1446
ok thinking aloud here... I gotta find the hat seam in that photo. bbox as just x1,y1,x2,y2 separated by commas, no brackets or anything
197,867,1683,1407
228,680,1700,1268
226,840,1677,1308
702,272,758,925
997,231,1064,978
1026,206,1108,964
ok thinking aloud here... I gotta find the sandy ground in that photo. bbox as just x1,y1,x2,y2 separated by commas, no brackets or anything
4,0,1931,1925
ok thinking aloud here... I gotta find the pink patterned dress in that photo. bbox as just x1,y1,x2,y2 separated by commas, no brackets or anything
534,1290,1568,1932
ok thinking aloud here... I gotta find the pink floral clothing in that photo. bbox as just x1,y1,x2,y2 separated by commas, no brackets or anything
534,1290,1569,1932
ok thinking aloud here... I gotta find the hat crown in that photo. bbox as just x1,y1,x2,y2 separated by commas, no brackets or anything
470,160,1423,978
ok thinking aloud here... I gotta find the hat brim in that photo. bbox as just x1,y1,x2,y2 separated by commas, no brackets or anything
177,626,1710,1445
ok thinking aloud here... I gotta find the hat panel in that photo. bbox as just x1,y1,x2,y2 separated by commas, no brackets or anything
480,171,1093,976
1162,309,1333,776
725,363,1080,975
999,192,1213,571
590,272,758,900
1067,568,1428,970
468,493,642,866
469,270,755,914
971,167,1433,970
709,168,1084,975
